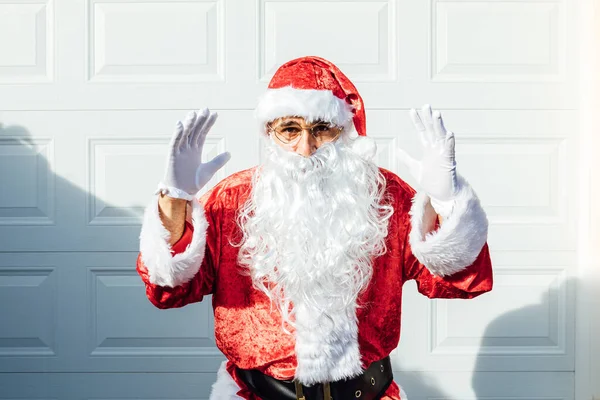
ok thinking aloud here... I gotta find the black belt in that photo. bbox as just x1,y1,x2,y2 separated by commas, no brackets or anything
235,356,393,400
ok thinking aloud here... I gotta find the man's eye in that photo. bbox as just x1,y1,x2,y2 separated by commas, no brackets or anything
314,125,330,132
283,127,300,133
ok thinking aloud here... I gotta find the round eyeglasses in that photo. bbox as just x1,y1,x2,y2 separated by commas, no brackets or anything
267,121,343,145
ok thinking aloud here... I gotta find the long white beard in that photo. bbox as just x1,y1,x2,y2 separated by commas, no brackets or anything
236,134,394,334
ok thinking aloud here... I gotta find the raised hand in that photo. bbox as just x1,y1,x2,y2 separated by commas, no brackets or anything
156,108,231,200
396,104,459,216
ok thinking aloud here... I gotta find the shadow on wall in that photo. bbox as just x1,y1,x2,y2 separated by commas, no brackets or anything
0,122,140,246
394,277,575,400
0,121,224,398
471,277,575,400
396,370,450,400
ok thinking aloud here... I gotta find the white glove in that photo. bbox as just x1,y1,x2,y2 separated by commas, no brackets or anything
155,108,231,200
397,104,459,218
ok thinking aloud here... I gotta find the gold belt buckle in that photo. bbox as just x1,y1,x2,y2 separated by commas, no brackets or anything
294,380,305,400
323,382,331,399
294,380,332,400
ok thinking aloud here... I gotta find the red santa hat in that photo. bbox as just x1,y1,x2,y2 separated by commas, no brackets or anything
255,56,367,137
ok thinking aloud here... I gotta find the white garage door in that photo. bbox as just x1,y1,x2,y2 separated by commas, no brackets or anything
0,0,587,399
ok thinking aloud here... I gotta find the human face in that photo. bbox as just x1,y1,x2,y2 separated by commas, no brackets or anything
267,116,342,157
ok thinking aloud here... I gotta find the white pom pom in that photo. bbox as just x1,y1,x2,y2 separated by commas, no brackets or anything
350,136,377,160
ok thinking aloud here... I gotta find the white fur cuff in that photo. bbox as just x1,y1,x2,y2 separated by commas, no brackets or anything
139,196,209,287
408,173,488,277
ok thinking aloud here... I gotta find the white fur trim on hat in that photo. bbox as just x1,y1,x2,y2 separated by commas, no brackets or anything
209,360,244,400
139,195,208,287
408,173,489,277
255,87,355,133
349,135,377,160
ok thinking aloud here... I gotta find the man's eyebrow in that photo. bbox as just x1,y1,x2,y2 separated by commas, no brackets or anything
278,119,328,126
272,119,330,129
277,120,302,127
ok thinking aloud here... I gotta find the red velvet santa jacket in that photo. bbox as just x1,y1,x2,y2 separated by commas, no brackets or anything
136,167,493,399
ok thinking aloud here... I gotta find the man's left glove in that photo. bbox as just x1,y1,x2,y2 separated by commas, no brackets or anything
396,104,459,219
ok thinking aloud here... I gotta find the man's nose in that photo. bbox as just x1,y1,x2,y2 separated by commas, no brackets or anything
295,130,318,157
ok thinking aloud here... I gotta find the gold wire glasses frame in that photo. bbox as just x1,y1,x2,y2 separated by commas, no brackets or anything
267,121,343,145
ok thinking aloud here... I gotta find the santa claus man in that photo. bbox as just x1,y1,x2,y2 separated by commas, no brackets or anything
136,56,493,400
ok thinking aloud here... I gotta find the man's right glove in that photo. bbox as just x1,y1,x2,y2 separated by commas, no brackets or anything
155,108,231,200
